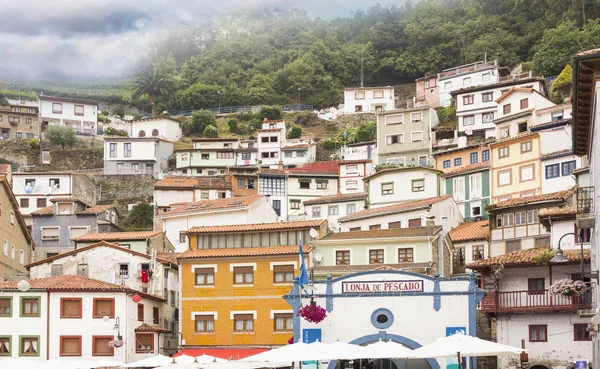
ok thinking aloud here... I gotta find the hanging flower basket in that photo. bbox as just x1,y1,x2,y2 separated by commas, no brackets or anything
288,336,294,345
548,279,589,297
108,339,124,348
297,303,327,324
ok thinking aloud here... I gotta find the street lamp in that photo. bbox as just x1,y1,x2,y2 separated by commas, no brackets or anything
113,316,123,340
217,90,222,114
549,232,584,280
297,87,301,111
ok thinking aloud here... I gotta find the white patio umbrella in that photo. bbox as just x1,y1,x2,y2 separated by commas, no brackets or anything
0,358,41,369
241,341,366,362
195,354,228,364
121,354,174,367
360,340,415,359
174,355,198,364
201,361,292,369
154,365,201,369
79,358,124,368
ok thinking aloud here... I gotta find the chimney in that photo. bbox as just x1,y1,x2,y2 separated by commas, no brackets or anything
277,161,284,171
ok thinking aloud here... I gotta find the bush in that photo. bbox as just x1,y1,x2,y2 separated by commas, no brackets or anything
45,126,78,149
29,138,40,150
259,105,282,120
189,110,217,135
113,104,126,119
295,111,315,127
101,110,110,116
122,203,153,231
227,118,239,134
133,114,143,121
288,126,302,139
203,125,219,138
0,98,8,106
105,127,128,136
322,139,336,150
249,118,262,133
236,112,254,121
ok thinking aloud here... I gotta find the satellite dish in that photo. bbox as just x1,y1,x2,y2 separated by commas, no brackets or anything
314,253,323,263
465,128,473,136
309,228,318,239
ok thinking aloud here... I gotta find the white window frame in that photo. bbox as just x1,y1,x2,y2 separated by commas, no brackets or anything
444,81,452,90
69,226,89,240
498,169,511,186
41,226,60,240
463,115,475,126
385,134,403,145
411,131,423,142
385,115,403,125
410,112,422,123
482,112,494,123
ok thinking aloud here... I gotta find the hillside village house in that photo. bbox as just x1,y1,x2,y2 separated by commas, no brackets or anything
338,159,372,194
235,139,259,166
0,275,171,363
311,227,444,278
30,197,119,260
365,166,442,208
156,195,279,252
441,162,490,221
493,87,555,139
130,117,182,142
343,86,395,113
258,169,288,221
11,172,96,226
413,74,439,108
304,192,367,232
340,140,377,162
376,107,438,166
39,95,99,137
448,220,488,274
256,119,316,167
72,231,175,255
286,163,339,221
0,99,40,140
470,249,592,369
103,136,173,179
176,138,239,176
153,177,232,214
0,176,34,282
227,166,259,197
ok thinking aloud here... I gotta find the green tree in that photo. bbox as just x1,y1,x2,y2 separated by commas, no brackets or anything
187,110,217,135
355,121,377,142
259,106,282,120
552,64,573,103
113,104,126,119
288,126,302,139
203,125,219,138
227,118,239,134
122,203,154,231
322,139,336,150
45,126,77,149
131,66,175,117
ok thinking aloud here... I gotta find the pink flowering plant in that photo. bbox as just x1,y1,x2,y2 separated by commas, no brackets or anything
548,279,589,297
297,304,327,324
288,336,294,344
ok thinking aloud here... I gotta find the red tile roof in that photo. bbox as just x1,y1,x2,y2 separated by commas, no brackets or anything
156,252,180,265
491,189,573,210
31,205,54,216
491,131,538,145
540,149,573,160
160,195,264,217
364,166,443,182
0,164,11,175
339,159,372,165
535,103,571,113
313,262,433,274
187,219,325,234
154,176,231,190
467,248,590,269
443,162,490,177
259,169,288,175
303,192,367,205
492,109,535,124
135,323,170,333
321,226,442,241
538,206,577,218
73,231,163,242
288,161,340,175
449,221,489,242
178,245,311,260
76,204,115,215
339,195,452,222
49,196,90,205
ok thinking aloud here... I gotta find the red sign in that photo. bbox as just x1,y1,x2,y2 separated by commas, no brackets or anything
341,280,424,293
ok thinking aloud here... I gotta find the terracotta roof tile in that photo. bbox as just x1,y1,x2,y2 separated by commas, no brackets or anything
257,128,282,132
339,195,452,222
320,226,442,241
76,204,115,215
31,205,54,216
313,262,433,274
259,169,288,175
467,248,590,269
540,149,573,160
491,189,573,210
178,245,311,259
443,162,490,177
365,166,442,182
49,196,90,205
73,231,162,242
538,206,577,218
304,193,367,205
135,323,170,333
156,252,180,265
154,177,231,190
491,131,538,145
188,219,325,234
288,161,340,175
530,118,571,131
0,164,11,174
535,103,571,113
492,109,535,124
449,221,489,242
160,195,264,217
0,274,133,291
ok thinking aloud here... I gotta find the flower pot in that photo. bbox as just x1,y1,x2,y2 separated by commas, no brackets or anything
561,290,576,297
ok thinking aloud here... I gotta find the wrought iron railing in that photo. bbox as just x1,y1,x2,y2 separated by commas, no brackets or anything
577,187,594,214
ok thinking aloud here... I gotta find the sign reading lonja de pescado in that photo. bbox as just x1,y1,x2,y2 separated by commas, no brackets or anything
342,280,424,293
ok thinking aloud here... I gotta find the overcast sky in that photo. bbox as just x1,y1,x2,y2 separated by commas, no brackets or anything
0,0,393,83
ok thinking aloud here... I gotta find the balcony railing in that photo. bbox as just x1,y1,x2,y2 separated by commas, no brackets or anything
577,187,594,214
480,289,592,314
433,138,458,148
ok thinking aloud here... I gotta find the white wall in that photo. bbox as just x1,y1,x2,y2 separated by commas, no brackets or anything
132,119,182,142
154,189,195,208
541,155,581,194
40,99,97,123
452,239,489,273
343,87,395,113
339,162,372,194
368,170,440,208
104,140,158,161
342,144,377,162
305,199,366,231
11,174,74,215
439,67,501,107
0,291,48,360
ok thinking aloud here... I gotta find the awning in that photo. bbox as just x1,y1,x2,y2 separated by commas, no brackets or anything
174,348,270,360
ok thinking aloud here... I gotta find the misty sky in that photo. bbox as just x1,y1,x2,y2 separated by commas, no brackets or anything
0,0,391,83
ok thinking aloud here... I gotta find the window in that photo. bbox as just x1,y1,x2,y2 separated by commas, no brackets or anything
411,131,423,142
506,240,521,253
349,227,361,231
498,147,509,158
388,221,401,229
138,130,146,137
442,159,451,168
274,313,294,331
52,103,63,114
15,132,22,138
481,150,489,162
482,92,493,102
520,165,534,182
0,298,11,316
2,240,6,256
242,152,251,160
463,115,475,126
60,298,82,318
527,210,538,224
311,206,321,218
119,264,129,278
398,248,414,262
273,265,294,283
454,158,462,166
201,191,209,199
385,115,403,125
528,278,545,295
386,134,403,145
109,143,117,157
136,304,145,322
463,77,471,86
355,91,365,99
535,237,550,248
498,169,511,186
0,336,10,356
20,337,39,356
20,198,29,208
346,203,356,214
545,164,560,179
381,182,394,195
408,218,422,228
261,137,269,143
479,112,494,123
248,180,255,190
10,245,14,259
529,325,547,342
8,116,20,124
234,314,254,332
328,205,339,215
195,268,214,285
463,95,474,105
551,111,564,121
272,200,281,216
316,181,328,190
21,297,40,317
93,298,114,318
574,324,591,341
562,161,576,176
472,245,484,261
520,98,529,110
135,333,154,353
411,112,422,122
179,232,186,244
92,336,114,356
503,104,511,115
233,266,254,284
444,81,452,89
195,315,215,332
520,141,532,153
123,143,131,157
514,211,526,226
290,200,301,209
369,224,381,230
41,227,60,240
217,152,234,159
412,179,424,192
299,180,311,189
369,249,384,264
237,179,245,189
470,152,478,164
201,153,210,160
336,251,350,265
355,105,363,112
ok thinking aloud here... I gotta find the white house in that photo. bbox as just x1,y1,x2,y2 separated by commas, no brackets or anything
156,195,279,252
153,176,232,213
540,150,581,194
341,141,378,162
39,95,99,136
286,167,339,221
493,87,556,138
176,138,239,176
258,168,289,221
448,220,489,274
256,119,315,168
131,117,182,142
304,192,367,232
104,137,174,179
365,167,443,208
235,139,258,166
343,86,395,113
338,160,373,194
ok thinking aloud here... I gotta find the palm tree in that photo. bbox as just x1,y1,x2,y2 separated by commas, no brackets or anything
131,66,175,117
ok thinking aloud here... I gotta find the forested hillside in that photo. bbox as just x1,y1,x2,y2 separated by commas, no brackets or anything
142,0,600,111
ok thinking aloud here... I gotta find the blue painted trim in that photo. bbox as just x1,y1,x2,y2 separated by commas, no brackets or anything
310,270,472,284
290,277,302,343
286,291,487,299
433,274,441,311
370,308,394,329
468,273,478,369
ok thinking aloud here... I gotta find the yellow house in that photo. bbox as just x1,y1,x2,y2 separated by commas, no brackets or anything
490,132,541,203
177,220,326,352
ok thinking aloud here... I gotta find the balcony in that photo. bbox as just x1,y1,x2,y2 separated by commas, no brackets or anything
480,290,592,314
433,138,458,148
577,186,595,229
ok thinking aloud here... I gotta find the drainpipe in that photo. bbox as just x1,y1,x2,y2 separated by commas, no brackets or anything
46,290,50,359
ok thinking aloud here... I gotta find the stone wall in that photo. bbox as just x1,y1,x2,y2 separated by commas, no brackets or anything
49,148,103,170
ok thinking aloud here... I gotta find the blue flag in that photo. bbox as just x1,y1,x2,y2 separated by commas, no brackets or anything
298,237,309,288
343,130,347,139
